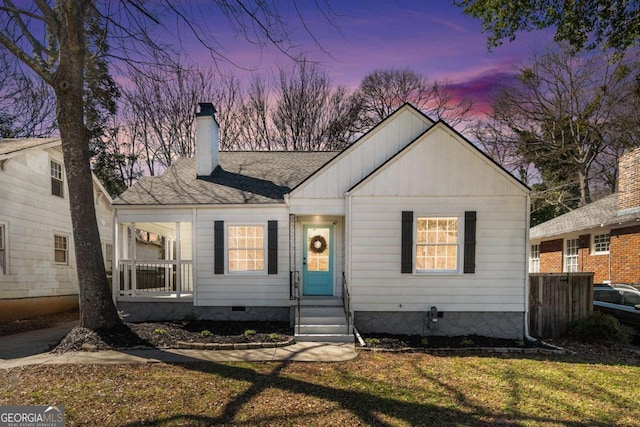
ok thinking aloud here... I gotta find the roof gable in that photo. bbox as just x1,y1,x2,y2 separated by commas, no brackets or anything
349,121,530,197
289,103,434,199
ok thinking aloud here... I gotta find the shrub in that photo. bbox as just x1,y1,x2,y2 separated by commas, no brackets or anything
420,337,429,346
243,329,256,336
567,314,633,344
268,333,281,340
459,337,474,346
200,330,212,337
364,337,380,346
154,328,167,335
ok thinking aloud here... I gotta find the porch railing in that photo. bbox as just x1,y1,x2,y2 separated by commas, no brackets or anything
118,260,193,298
342,272,352,333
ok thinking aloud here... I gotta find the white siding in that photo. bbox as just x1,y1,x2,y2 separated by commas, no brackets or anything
0,147,113,299
347,124,528,313
195,206,291,306
351,125,526,197
349,196,528,312
289,106,432,214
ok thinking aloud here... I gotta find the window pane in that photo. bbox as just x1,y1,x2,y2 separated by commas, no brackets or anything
228,226,264,272
415,218,458,271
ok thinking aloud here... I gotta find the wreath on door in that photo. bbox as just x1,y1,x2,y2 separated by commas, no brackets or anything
309,235,327,253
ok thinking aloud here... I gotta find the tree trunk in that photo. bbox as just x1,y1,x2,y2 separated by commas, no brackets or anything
54,1,121,330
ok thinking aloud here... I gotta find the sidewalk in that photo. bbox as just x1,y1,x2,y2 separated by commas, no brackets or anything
0,323,358,370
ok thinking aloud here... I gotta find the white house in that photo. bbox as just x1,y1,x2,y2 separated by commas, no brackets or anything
0,138,113,322
113,103,530,341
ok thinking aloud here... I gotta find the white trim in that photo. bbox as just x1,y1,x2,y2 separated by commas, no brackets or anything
591,232,611,255
225,222,268,275
413,214,463,275
529,244,540,273
563,237,579,272
53,232,70,266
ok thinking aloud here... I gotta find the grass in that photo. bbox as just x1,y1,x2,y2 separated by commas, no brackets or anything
2,353,640,426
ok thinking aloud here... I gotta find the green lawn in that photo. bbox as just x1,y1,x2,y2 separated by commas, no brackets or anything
2,352,639,426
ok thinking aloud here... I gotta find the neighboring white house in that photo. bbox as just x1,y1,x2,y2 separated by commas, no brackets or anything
113,103,530,341
0,138,113,322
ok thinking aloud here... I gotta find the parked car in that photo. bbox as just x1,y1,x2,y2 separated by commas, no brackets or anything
593,284,640,332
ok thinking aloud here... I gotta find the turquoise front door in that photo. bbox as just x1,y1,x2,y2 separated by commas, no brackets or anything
303,225,333,296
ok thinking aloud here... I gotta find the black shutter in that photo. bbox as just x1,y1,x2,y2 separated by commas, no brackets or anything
268,220,278,274
464,211,476,274
401,211,413,273
214,221,224,274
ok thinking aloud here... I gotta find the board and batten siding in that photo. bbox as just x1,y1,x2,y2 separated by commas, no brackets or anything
195,206,291,307
289,106,433,215
347,123,529,313
0,147,113,299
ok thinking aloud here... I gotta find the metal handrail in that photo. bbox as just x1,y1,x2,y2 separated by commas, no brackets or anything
342,272,352,333
294,271,301,336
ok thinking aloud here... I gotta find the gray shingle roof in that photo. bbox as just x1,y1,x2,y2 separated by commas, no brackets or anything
115,151,338,205
530,193,640,239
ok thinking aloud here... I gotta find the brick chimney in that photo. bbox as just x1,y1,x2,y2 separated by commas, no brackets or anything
195,102,219,177
618,147,640,211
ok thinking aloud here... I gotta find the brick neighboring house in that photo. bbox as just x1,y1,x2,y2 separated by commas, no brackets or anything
529,147,640,284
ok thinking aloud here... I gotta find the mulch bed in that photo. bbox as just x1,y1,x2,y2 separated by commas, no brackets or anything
53,320,294,353
359,333,536,350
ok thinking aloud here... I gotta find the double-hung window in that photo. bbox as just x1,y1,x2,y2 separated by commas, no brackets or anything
228,225,265,272
54,234,69,265
564,238,579,272
592,233,610,254
415,217,459,272
530,244,540,273
50,159,64,198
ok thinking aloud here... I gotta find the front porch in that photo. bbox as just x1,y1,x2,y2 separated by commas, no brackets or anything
115,221,193,301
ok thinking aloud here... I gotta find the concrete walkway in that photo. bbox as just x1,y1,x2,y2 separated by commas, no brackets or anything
0,323,358,370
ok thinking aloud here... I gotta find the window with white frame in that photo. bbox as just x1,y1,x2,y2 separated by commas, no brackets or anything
416,217,459,272
50,159,64,198
104,243,113,273
529,244,540,273
592,233,610,254
564,238,579,272
54,234,68,265
0,223,6,274
228,225,265,272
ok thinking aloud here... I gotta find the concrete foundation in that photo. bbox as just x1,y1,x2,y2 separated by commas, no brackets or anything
117,301,289,323
354,311,524,339
0,295,78,323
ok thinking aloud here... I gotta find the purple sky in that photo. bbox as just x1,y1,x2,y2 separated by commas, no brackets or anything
165,1,555,117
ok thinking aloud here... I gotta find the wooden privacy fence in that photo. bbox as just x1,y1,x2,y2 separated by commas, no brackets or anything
529,273,594,339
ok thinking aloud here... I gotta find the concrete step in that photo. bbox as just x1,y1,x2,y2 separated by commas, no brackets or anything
297,324,349,335
298,306,344,317
294,333,354,343
300,316,346,325
299,297,343,307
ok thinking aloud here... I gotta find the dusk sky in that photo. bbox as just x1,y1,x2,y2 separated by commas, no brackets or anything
165,0,556,116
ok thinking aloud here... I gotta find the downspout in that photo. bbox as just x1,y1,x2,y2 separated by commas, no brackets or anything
523,193,537,342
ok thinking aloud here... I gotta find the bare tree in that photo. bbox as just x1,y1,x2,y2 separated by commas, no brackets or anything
0,0,338,330
474,43,640,224
273,59,361,151
357,68,475,133
0,48,56,137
